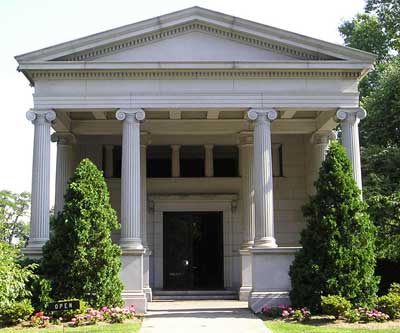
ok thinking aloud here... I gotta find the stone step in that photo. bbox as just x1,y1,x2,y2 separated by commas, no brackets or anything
152,290,238,300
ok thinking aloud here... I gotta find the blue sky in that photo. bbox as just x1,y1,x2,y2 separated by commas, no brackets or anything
0,0,365,205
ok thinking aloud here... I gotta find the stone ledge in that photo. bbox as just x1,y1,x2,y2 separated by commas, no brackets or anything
250,246,301,254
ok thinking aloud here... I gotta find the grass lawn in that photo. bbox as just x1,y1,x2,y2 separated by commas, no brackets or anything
0,322,141,333
266,321,400,333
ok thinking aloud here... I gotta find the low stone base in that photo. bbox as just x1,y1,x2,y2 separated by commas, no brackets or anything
22,243,45,258
248,247,300,313
239,286,252,301
122,291,147,314
249,291,290,313
144,287,153,302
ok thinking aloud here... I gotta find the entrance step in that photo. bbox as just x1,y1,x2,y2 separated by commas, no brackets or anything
152,290,238,300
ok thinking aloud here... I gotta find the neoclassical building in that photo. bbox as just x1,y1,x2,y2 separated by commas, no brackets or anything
16,7,374,313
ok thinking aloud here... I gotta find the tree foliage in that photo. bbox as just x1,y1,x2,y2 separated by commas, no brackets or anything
0,190,30,247
365,0,400,51
0,242,36,310
41,158,123,307
289,142,378,310
340,1,400,262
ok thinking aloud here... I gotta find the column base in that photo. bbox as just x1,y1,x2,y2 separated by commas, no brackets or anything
239,286,253,301
239,248,253,301
121,249,147,313
120,239,143,250
22,240,47,258
249,291,290,313
143,249,152,302
253,237,277,248
122,291,147,314
248,247,300,313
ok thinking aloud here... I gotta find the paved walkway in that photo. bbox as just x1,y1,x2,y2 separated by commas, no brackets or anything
140,300,271,333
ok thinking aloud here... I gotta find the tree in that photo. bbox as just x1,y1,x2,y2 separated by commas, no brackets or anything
365,0,400,51
289,142,378,310
0,191,30,247
41,158,123,307
0,242,36,310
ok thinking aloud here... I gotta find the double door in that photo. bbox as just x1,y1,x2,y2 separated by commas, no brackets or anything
163,212,224,290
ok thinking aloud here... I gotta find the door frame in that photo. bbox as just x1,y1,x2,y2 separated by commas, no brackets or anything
149,194,237,290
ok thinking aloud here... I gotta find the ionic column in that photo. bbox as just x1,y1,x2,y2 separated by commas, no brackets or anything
51,132,75,216
116,109,145,249
171,145,180,177
336,108,367,189
309,131,337,194
104,145,114,178
247,108,277,248
239,132,255,248
205,144,214,177
25,109,56,254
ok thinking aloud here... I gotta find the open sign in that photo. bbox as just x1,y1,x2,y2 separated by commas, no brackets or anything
48,300,80,311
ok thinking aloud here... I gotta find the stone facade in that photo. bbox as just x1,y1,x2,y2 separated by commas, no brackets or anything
16,7,374,313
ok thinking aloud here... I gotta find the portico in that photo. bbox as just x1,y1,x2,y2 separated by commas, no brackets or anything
16,7,374,313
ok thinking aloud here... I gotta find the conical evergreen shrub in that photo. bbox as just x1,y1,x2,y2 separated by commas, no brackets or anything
289,141,378,311
42,158,123,307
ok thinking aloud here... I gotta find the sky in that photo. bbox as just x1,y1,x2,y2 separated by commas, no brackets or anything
0,0,365,206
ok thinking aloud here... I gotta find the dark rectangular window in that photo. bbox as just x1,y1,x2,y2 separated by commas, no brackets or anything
113,146,122,178
213,145,239,177
180,146,205,177
147,146,172,178
272,144,283,177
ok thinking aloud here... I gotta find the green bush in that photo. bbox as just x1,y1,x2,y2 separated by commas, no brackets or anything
377,293,400,319
289,142,379,311
0,242,37,311
321,295,352,319
0,299,34,324
344,309,360,323
388,282,400,295
42,159,123,307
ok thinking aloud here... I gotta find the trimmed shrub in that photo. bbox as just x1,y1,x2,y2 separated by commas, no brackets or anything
377,293,400,319
0,299,34,324
321,295,352,319
289,142,379,311
389,282,400,295
344,309,360,323
41,159,123,307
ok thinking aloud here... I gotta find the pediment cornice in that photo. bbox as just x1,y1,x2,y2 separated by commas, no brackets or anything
15,7,376,64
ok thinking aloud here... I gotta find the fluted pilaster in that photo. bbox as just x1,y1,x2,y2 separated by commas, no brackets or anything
239,132,255,249
51,132,75,216
205,144,214,177
140,132,150,247
25,109,56,253
116,108,145,249
336,108,366,189
247,108,277,248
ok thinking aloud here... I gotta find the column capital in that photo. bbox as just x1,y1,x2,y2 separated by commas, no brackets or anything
238,131,253,146
116,108,145,122
310,130,337,145
104,144,115,150
26,109,56,124
247,108,278,122
171,144,181,151
51,132,75,145
336,107,367,122
204,144,214,149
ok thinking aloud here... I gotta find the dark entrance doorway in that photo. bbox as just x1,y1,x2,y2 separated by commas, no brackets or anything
163,212,224,290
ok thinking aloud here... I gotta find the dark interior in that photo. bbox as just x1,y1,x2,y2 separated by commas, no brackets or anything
163,212,224,290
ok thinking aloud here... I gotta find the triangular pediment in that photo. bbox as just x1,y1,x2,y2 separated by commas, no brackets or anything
80,30,304,62
15,7,376,65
